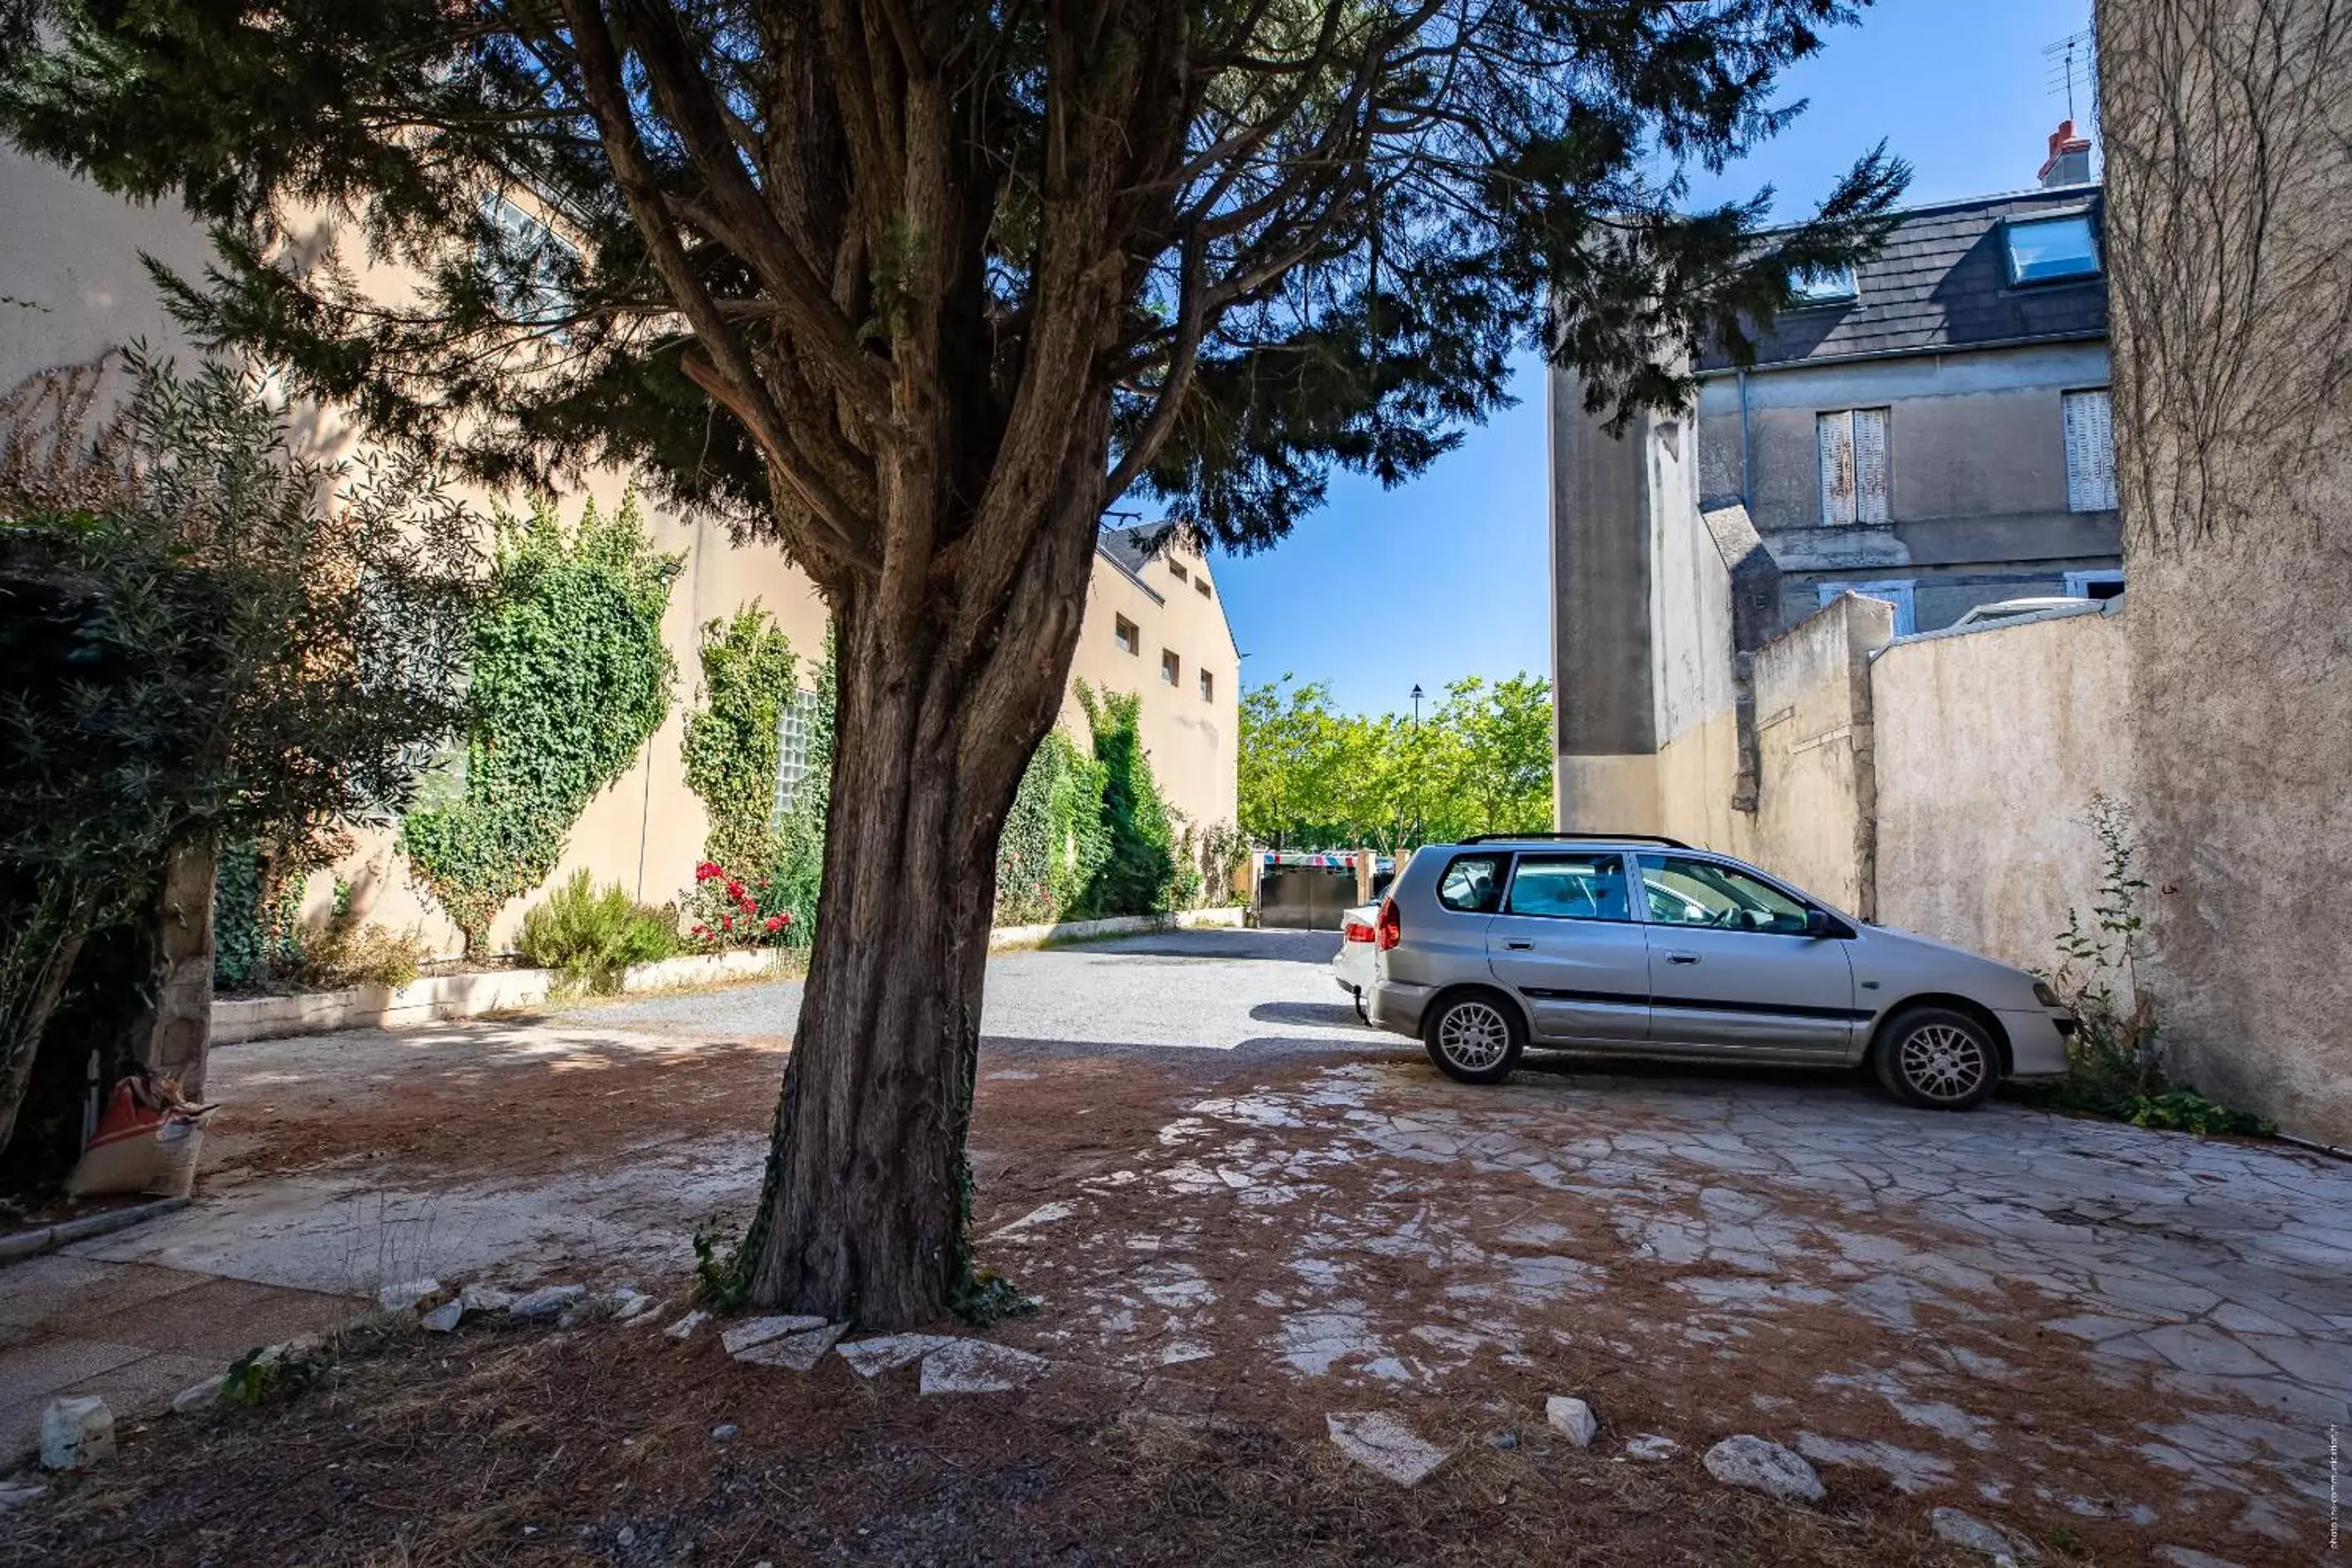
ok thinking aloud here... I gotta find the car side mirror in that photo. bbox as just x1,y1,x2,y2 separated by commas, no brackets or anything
1804,908,1831,937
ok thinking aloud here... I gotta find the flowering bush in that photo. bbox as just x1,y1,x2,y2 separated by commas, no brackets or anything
681,859,798,950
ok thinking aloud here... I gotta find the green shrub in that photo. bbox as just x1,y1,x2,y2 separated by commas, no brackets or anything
517,869,679,992
298,922,435,991
2119,1091,2277,1138
2029,793,2271,1137
1069,684,1180,920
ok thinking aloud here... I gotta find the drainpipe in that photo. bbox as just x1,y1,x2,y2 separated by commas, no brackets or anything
1736,368,1752,508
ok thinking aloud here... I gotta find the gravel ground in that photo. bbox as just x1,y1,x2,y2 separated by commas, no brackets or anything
560,928,1384,1057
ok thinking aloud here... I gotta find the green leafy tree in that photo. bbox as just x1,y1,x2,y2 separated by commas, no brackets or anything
399,494,679,952
0,353,477,1171
0,0,1903,1322
1240,671,1556,853
1073,685,1182,920
682,606,799,874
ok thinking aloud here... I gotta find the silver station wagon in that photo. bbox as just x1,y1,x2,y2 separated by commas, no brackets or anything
1363,835,2075,1110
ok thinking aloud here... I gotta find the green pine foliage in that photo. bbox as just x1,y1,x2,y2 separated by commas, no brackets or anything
399,494,680,952
681,606,799,875
517,869,679,993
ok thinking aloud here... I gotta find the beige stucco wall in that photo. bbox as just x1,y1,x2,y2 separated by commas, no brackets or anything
1741,593,1891,914
1059,535,1240,845
2,152,1239,956
1872,608,2135,975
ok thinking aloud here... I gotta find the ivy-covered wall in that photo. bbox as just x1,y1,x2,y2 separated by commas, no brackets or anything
399,493,680,952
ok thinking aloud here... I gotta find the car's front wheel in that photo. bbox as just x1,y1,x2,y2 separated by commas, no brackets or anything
1424,991,1524,1085
1873,1006,2000,1110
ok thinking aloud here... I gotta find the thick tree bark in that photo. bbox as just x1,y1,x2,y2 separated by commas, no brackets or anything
0,881,100,1158
144,835,218,1098
745,454,1107,1325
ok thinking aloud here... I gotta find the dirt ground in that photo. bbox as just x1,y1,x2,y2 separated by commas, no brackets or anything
7,1001,2342,1566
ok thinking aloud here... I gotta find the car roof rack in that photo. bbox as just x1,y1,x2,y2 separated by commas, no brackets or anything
1458,831,1690,849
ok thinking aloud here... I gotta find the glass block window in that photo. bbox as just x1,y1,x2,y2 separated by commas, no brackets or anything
773,688,819,817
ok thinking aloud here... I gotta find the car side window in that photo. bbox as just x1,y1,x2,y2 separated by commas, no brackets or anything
1638,854,1810,934
1435,854,1508,913
1503,854,1631,922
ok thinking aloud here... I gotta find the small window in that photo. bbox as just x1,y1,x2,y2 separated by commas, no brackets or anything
1113,615,1138,655
1817,407,1890,526
772,689,819,816
1790,265,1858,306
1198,668,1214,702
2004,214,2101,285
2062,388,2117,511
1503,854,1631,923
481,193,577,325
1436,854,1509,914
1195,576,1212,600
1638,855,1812,935
2064,569,2126,601
1168,560,1189,584
1161,649,1180,685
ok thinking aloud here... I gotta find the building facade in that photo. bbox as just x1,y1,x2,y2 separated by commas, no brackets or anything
0,149,1239,955
1692,122,2119,636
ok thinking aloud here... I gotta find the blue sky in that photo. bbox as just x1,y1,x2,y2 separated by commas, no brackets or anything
1210,0,2096,717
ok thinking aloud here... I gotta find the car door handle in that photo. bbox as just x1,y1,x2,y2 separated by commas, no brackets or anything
1502,940,1533,951
1664,952,1700,965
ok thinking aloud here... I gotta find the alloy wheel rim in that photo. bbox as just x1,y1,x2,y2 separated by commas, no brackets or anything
1900,1022,1988,1101
1439,1001,1510,1071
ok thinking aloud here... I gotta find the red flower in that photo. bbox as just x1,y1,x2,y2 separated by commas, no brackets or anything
720,915,733,932
726,879,745,899
695,861,721,881
757,878,770,888
691,923,709,937
764,914,785,933
779,912,792,927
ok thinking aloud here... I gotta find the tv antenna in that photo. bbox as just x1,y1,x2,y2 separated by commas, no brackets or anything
2043,29,2096,123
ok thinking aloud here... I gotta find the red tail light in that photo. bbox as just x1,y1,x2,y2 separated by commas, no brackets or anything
1342,919,1374,943
1376,896,1401,951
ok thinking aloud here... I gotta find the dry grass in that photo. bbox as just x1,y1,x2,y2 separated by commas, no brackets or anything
1,1312,1993,1568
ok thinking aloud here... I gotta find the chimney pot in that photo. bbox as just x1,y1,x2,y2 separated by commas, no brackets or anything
2038,119,2094,188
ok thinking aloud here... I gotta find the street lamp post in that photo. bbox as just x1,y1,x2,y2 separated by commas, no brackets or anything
1408,684,1424,849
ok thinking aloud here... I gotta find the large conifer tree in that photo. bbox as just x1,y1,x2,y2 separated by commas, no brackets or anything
1,0,1902,1322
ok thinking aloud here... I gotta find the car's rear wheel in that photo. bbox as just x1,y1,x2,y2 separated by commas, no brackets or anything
1424,991,1524,1084
1874,1006,2000,1110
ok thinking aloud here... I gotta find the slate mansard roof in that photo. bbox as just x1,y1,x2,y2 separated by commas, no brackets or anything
1700,185,2108,373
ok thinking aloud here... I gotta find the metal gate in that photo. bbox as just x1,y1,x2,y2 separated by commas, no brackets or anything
1255,852,1363,931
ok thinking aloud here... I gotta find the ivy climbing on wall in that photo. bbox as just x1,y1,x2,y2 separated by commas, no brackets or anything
681,606,798,875
399,493,680,953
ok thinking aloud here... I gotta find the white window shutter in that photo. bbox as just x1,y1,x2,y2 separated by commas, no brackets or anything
1853,407,1891,523
2064,390,2117,512
1817,411,1857,525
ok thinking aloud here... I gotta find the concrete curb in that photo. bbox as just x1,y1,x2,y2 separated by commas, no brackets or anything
213,908,1248,1044
989,906,1246,951
0,1195,190,1267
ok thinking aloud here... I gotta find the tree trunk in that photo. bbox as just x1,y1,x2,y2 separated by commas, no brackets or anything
0,879,100,1158
743,487,1103,1325
144,834,218,1098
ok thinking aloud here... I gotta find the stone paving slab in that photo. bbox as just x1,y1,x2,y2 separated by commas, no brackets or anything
0,1260,358,1457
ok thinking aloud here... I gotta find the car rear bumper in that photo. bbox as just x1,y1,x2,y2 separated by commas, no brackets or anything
1366,979,1430,1038
1998,1007,2073,1079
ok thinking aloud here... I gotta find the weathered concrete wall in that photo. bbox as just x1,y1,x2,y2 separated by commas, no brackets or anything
1872,607,2135,974
1548,358,1659,831
2099,0,2352,1145
1742,593,1892,915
